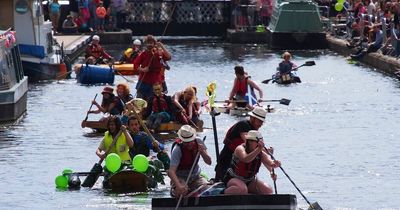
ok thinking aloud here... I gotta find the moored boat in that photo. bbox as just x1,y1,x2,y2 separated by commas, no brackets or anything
0,29,28,124
152,194,297,210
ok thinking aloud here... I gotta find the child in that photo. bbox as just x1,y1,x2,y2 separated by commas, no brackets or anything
96,1,107,32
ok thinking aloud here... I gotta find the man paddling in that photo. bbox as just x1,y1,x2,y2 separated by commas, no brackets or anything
168,125,212,197
223,130,280,195
214,106,268,181
85,35,112,64
227,65,263,111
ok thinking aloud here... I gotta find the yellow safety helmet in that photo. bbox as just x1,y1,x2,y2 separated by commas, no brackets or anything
124,48,133,58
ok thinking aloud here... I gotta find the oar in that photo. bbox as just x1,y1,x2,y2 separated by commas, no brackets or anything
81,130,123,188
81,94,98,128
262,144,322,210
130,108,162,153
213,98,291,106
175,136,207,210
262,61,316,84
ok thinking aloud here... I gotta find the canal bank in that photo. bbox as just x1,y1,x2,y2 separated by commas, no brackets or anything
326,34,400,77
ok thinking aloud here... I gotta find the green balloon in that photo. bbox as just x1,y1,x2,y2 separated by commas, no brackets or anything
55,175,68,188
62,168,73,176
105,153,121,173
335,3,344,12
132,154,149,173
337,0,345,3
200,171,209,180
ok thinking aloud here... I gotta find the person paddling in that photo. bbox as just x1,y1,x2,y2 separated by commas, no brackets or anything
274,52,298,82
223,130,280,195
119,39,142,64
85,35,112,64
96,116,133,163
116,83,134,104
89,86,124,116
168,125,212,197
227,65,263,111
215,106,270,181
173,86,203,128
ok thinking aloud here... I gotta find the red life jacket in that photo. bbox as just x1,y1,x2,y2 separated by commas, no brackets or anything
223,125,245,152
87,44,103,59
152,95,169,113
233,77,248,97
171,139,198,170
230,150,262,180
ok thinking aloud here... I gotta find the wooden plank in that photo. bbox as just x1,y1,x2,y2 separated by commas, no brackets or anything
105,170,148,193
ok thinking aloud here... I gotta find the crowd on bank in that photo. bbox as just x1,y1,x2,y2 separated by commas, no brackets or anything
322,0,400,60
45,0,129,34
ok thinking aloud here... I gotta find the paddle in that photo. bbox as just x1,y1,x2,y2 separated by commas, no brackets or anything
81,130,123,188
81,94,98,128
261,143,322,210
213,98,291,106
262,61,316,84
175,136,207,210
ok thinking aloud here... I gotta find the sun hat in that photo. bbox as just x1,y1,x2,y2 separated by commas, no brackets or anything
101,86,114,95
248,106,267,122
177,125,197,142
245,130,263,141
92,35,100,41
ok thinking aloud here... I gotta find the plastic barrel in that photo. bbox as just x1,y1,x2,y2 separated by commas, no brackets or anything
77,64,115,85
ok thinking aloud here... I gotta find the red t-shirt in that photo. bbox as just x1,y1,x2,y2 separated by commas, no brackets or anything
134,50,170,84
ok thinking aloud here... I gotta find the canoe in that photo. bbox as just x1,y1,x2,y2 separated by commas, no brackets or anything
152,194,297,210
213,103,275,116
103,170,148,193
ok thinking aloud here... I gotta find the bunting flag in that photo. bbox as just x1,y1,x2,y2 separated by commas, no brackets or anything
244,84,257,107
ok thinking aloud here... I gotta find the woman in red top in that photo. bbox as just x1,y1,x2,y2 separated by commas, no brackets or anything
134,35,171,101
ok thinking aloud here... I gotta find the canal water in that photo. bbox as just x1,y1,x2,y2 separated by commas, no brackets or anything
0,42,399,210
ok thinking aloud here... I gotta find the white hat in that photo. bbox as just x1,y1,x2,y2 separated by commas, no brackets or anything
245,130,263,141
248,106,267,122
177,125,197,142
92,35,100,41
133,39,141,45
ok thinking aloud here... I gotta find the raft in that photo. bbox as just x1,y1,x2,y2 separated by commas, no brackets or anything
213,103,275,116
103,170,148,193
76,64,115,85
74,63,138,76
152,194,297,210
81,119,203,139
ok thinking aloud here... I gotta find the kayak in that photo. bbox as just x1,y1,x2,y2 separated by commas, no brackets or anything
152,193,297,210
103,170,148,193
213,103,275,116
271,72,301,84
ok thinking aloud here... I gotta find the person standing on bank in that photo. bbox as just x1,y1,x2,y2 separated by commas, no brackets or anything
168,125,212,197
223,130,280,195
214,106,269,181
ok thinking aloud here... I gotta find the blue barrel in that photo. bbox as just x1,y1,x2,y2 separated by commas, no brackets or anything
77,64,115,85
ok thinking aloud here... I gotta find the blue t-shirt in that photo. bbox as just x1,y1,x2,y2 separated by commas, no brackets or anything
50,3,61,14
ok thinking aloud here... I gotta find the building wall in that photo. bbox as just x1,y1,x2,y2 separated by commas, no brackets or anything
0,0,14,30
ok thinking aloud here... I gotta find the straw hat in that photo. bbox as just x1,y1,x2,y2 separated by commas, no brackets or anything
177,125,197,142
245,130,263,141
248,106,267,122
